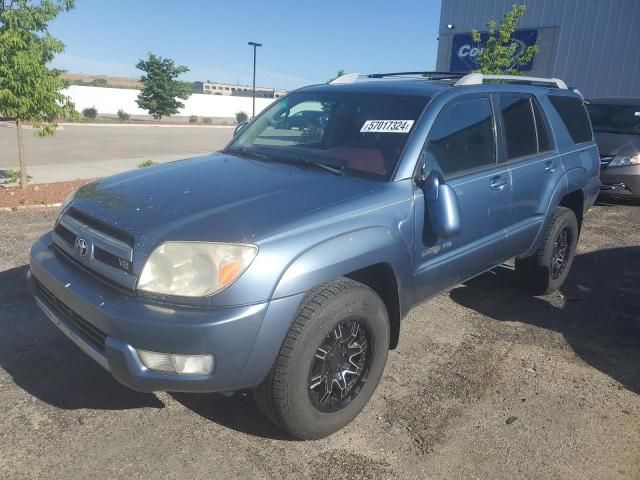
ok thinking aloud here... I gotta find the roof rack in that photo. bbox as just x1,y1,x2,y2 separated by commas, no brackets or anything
367,71,467,79
455,73,568,89
329,73,365,84
329,71,468,84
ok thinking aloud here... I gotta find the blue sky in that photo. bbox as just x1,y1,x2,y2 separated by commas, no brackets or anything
48,0,442,90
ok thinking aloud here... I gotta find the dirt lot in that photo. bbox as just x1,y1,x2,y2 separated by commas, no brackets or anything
0,180,92,208
0,200,638,480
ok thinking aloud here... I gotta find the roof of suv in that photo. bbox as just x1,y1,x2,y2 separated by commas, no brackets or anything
298,73,573,98
298,78,453,97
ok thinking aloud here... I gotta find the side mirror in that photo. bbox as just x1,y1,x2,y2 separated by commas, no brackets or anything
233,121,248,137
423,170,461,239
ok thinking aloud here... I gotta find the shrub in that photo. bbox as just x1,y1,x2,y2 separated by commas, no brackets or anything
82,106,98,120
117,109,130,121
4,169,20,184
236,111,248,123
138,160,157,168
202,116,213,124
188,115,198,123
91,78,109,87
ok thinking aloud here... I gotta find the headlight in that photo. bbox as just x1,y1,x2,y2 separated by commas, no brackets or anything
137,242,258,297
608,154,640,168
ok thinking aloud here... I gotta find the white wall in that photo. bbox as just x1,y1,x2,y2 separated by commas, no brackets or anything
64,85,276,118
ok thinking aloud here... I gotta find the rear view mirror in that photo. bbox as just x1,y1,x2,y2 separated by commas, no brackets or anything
423,170,461,239
234,121,248,137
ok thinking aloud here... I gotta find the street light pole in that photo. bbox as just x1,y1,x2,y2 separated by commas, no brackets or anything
248,41,262,118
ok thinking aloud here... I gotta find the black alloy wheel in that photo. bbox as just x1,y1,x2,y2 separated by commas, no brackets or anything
308,318,371,413
550,227,571,280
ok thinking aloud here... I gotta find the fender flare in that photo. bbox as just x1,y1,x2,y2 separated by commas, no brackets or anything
271,226,410,301
521,167,586,258
236,227,411,387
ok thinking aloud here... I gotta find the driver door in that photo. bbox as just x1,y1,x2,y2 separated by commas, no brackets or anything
413,94,510,301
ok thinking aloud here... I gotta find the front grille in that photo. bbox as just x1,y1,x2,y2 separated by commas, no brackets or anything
36,280,107,351
67,208,135,247
54,222,76,246
94,245,133,274
52,209,137,290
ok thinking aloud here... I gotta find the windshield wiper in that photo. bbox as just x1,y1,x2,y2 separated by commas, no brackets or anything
226,147,345,176
225,147,274,162
300,158,345,176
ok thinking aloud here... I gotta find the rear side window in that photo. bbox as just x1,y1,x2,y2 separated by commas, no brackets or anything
533,100,552,151
425,97,496,177
499,94,553,160
549,95,593,144
499,95,538,159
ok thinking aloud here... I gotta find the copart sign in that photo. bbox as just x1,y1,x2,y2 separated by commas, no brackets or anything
449,29,539,72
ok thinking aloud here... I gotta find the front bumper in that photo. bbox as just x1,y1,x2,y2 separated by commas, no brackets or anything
600,164,640,198
30,232,304,393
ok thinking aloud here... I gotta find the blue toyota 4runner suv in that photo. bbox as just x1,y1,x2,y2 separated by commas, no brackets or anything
30,72,600,439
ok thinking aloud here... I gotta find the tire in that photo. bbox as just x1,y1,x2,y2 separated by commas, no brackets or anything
253,278,389,440
515,206,579,295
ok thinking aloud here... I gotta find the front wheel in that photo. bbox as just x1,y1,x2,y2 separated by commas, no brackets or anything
515,206,579,295
253,278,389,440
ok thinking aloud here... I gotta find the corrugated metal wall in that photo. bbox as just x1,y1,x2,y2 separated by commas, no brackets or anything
436,0,640,97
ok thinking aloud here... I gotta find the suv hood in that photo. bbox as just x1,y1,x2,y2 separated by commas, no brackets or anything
69,152,379,251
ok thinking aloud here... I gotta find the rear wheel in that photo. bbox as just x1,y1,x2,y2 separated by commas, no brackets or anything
515,206,579,295
254,278,389,440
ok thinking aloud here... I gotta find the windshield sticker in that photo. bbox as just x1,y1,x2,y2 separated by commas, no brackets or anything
360,120,414,133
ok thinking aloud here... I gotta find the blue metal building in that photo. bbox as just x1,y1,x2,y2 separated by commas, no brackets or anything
436,0,640,97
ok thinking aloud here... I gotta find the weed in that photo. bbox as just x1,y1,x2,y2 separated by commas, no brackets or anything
138,160,157,168
82,107,98,120
4,169,20,184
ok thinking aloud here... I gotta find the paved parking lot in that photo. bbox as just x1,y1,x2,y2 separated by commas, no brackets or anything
0,200,638,479
0,124,233,167
0,124,234,183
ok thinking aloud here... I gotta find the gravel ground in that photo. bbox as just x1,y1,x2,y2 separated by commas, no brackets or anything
0,200,638,480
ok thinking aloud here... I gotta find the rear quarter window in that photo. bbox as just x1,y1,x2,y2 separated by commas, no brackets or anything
548,95,593,144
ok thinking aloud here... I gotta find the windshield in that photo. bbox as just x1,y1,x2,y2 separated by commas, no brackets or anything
226,91,430,179
586,102,640,135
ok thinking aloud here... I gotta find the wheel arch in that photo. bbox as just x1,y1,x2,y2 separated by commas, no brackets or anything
344,263,401,349
559,188,584,231
271,226,412,349
522,169,587,258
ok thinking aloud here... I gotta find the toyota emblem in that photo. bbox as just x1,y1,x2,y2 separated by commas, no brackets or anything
75,238,88,257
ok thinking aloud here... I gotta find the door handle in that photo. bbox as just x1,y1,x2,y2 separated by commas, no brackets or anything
490,175,507,190
544,160,556,173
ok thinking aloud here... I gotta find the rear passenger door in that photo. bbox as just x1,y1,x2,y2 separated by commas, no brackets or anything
413,94,511,300
497,93,559,257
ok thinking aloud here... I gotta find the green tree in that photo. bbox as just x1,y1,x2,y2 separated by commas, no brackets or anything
0,0,76,188
135,53,191,120
471,4,538,75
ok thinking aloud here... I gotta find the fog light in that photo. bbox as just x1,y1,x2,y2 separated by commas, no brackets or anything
137,350,215,375
172,354,214,375
138,350,173,372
